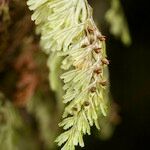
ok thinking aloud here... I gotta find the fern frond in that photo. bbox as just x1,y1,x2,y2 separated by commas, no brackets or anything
105,0,131,45
27,0,110,149
27,90,59,149
0,95,24,150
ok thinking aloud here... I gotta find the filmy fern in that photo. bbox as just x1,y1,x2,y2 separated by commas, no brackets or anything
106,0,131,45
27,0,110,149
0,94,24,150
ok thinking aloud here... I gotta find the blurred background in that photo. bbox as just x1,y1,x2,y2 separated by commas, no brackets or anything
0,0,150,150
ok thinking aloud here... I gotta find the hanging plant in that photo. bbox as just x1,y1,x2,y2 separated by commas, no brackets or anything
27,0,110,149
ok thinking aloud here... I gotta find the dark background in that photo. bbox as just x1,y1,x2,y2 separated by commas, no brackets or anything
80,0,150,149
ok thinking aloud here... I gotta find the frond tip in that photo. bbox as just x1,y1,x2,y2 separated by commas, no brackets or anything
27,0,110,149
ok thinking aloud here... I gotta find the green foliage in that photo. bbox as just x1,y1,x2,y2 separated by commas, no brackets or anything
0,94,37,150
27,90,58,149
27,0,110,149
47,53,64,110
106,0,131,45
0,94,22,150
